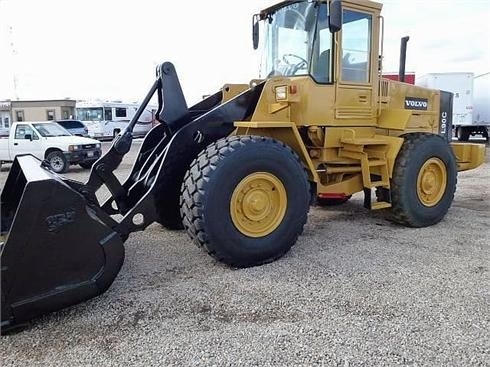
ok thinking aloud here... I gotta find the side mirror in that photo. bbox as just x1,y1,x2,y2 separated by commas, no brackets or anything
25,134,32,141
329,0,342,33
252,14,260,50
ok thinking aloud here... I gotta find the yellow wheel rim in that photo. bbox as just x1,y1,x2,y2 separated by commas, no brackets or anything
416,158,447,207
230,172,287,238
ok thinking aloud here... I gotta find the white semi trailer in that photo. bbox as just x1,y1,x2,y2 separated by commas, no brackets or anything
471,72,490,141
416,72,489,141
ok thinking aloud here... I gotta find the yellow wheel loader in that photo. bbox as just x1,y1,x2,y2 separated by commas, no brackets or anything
0,0,485,332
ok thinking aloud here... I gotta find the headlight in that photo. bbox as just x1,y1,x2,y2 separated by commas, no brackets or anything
95,143,101,149
275,85,288,101
68,145,81,151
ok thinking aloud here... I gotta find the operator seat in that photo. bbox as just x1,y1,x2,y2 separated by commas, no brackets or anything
312,49,330,83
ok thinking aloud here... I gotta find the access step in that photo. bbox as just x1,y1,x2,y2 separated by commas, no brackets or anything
371,201,392,210
363,188,392,210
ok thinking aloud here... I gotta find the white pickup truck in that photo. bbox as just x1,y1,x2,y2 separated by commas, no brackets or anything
0,121,102,173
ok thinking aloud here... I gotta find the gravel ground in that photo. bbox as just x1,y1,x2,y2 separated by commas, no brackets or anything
1,140,489,366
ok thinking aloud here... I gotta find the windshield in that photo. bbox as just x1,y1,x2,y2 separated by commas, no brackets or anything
76,107,103,121
261,2,315,77
33,123,71,137
259,1,332,82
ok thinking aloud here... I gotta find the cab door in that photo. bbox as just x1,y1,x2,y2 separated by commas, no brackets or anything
334,7,378,126
11,124,43,160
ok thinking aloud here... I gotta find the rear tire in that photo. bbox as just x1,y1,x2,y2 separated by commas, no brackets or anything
47,151,68,173
390,133,457,227
180,135,310,268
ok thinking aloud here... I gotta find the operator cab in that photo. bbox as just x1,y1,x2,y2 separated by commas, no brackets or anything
254,0,375,85
253,0,381,124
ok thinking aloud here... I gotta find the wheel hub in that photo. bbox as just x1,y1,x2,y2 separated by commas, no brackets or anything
50,157,63,171
244,191,269,218
417,158,447,207
231,172,287,237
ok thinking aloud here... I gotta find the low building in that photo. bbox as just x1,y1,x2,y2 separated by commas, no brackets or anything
9,99,76,122
0,99,77,136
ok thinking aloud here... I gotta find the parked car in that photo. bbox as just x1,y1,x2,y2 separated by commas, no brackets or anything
55,119,89,137
0,121,102,173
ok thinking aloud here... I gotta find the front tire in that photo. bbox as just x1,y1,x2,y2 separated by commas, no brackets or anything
47,151,68,173
390,133,457,227
180,136,310,268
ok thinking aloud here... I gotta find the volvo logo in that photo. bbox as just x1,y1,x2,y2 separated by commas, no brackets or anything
404,97,428,111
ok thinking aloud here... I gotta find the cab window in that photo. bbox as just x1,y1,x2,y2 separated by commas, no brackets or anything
341,10,372,83
15,124,39,140
310,3,333,83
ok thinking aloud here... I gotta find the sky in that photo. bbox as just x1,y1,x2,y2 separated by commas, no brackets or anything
0,0,489,105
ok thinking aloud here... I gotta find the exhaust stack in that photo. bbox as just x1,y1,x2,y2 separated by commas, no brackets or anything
399,36,410,83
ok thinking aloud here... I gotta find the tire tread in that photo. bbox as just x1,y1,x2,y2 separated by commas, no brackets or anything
180,135,310,267
391,133,457,227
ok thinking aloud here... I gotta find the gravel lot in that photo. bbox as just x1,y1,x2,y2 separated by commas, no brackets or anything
1,140,489,366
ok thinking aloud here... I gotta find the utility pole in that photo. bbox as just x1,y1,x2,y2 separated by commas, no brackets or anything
1,0,19,100
8,25,19,100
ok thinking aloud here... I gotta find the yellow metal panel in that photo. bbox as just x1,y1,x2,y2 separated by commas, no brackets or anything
373,135,404,177
234,121,294,128
378,80,440,134
335,86,376,123
233,122,319,182
324,127,377,148
221,84,250,103
341,137,389,145
451,143,486,171
317,174,364,196
377,109,411,130
268,102,289,114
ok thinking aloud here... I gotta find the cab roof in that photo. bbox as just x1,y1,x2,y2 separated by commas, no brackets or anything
259,0,382,19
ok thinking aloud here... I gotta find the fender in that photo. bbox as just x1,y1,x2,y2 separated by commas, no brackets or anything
234,121,319,182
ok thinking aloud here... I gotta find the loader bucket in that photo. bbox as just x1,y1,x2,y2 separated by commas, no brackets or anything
1,155,124,333
0,61,263,332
